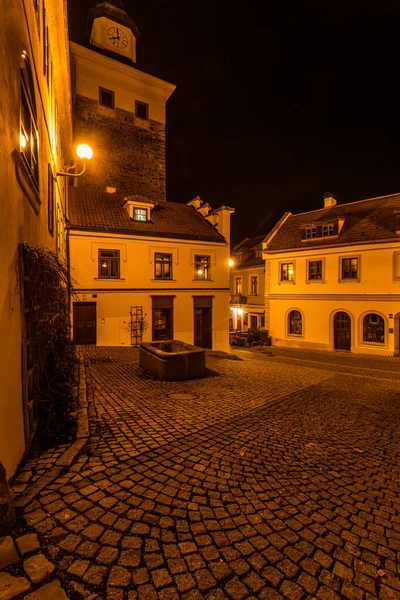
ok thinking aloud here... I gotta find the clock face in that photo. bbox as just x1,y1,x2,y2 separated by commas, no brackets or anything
108,27,128,49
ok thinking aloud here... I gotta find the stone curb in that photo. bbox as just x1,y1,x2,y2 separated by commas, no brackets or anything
14,358,89,509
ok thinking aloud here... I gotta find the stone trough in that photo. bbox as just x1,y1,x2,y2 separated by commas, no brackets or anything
139,340,205,381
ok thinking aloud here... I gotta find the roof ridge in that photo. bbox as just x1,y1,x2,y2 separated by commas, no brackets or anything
291,191,400,218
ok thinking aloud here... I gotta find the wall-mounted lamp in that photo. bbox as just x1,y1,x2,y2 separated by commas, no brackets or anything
228,258,234,267
57,144,93,178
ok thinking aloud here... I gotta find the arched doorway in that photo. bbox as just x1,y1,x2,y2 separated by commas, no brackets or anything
334,312,351,351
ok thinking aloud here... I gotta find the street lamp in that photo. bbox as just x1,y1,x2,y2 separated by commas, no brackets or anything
57,144,93,178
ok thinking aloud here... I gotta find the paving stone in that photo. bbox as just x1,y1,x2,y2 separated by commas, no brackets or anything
108,566,131,587
83,565,107,585
0,537,19,569
24,580,69,600
23,554,55,583
68,558,90,577
15,533,40,556
0,572,31,600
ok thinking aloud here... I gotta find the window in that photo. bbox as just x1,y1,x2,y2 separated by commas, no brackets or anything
135,100,149,120
152,296,174,341
280,262,294,282
250,275,258,295
308,260,323,281
155,253,172,280
99,87,115,109
341,257,359,280
250,315,258,330
235,277,242,294
288,310,302,336
98,249,120,278
48,164,54,234
363,314,385,344
43,7,49,85
133,207,148,221
194,256,211,280
305,223,337,239
20,53,39,190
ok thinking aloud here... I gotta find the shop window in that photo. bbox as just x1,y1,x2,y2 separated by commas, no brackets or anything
363,313,385,344
288,310,302,336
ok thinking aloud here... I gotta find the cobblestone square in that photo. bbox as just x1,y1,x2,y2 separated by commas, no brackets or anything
5,348,400,599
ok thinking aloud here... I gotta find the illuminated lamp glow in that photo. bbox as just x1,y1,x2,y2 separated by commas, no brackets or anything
76,144,93,160
228,258,234,267
197,269,203,275
20,132,27,149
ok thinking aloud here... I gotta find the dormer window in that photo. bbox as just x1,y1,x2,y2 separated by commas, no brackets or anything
395,212,400,234
303,221,341,241
133,207,148,221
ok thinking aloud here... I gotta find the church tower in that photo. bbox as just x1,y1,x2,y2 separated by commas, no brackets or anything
70,1,175,200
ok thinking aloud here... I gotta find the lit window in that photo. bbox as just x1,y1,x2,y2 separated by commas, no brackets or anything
363,314,384,344
133,207,148,221
155,253,172,280
235,277,242,294
308,260,323,281
341,257,359,280
250,275,258,295
194,256,211,280
280,262,294,282
98,249,120,278
99,87,115,109
288,310,302,336
20,53,39,190
135,100,149,120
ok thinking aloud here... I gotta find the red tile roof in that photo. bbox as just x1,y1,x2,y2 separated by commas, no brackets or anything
265,193,400,252
68,186,226,243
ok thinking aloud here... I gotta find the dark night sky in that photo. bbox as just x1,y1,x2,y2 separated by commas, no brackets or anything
68,0,400,245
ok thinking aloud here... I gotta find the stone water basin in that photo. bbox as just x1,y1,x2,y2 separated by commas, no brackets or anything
139,340,205,380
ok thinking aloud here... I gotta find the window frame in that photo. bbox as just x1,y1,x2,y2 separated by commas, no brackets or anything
133,207,148,222
339,255,361,282
279,261,295,283
362,313,385,346
393,251,400,280
194,255,211,281
287,309,303,337
249,275,258,296
20,53,39,191
99,86,115,109
135,100,149,121
47,164,54,235
306,258,325,283
154,253,173,280
98,249,121,279
235,277,242,295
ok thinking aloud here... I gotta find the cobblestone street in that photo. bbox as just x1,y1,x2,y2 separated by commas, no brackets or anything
4,348,400,600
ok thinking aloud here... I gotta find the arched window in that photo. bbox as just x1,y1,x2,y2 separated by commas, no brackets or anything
363,313,385,344
288,310,302,335
20,52,39,189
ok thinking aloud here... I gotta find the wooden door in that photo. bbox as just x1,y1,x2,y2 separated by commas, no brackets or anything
73,302,97,345
334,312,351,351
194,307,212,348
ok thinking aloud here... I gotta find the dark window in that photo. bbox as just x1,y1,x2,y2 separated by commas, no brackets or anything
133,207,147,221
250,275,258,295
289,310,302,335
20,53,39,190
363,314,385,344
99,87,115,108
135,100,149,120
48,164,54,234
152,296,174,341
305,227,316,239
305,223,336,239
308,260,323,280
250,315,258,329
261,314,265,328
341,257,359,279
155,253,172,280
280,262,294,282
235,277,242,294
43,8,49,85
194,256,211,280
98,249,120,278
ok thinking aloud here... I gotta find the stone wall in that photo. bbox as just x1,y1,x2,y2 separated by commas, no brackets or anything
74,95,166,201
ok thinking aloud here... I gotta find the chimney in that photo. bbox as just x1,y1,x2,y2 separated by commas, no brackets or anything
323,192,339,208
206,206,235,243
105,186,117,194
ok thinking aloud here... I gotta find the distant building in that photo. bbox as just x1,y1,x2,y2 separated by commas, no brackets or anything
263,193,400,356
68,2,234,351
230,235,266,331
0,0,72,476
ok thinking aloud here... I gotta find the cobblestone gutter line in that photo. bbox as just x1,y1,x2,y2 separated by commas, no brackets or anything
14,358,89,509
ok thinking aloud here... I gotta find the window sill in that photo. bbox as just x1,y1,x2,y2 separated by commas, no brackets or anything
287,334,303,338
151,279,177,282
361,341,386,347
192,279,214,283
306,280,325,284
94,278,125,281
278,281,295,285
339,279,360,283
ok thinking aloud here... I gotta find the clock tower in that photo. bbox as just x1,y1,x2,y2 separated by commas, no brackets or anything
88,1,139,63
69,1,175,200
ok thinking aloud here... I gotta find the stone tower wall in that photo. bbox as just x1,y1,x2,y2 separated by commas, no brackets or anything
74,95,166,201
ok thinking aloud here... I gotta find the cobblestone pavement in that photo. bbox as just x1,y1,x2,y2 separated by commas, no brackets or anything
6,348,400,600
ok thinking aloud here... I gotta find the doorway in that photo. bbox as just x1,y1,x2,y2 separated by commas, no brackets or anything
334,311,351,351
73,302,97,345
152,296,174,341
193,296,213,348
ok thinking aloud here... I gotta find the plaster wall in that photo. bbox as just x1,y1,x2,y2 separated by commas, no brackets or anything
266,243,400,355
70,232,231,352
0,0,72,477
